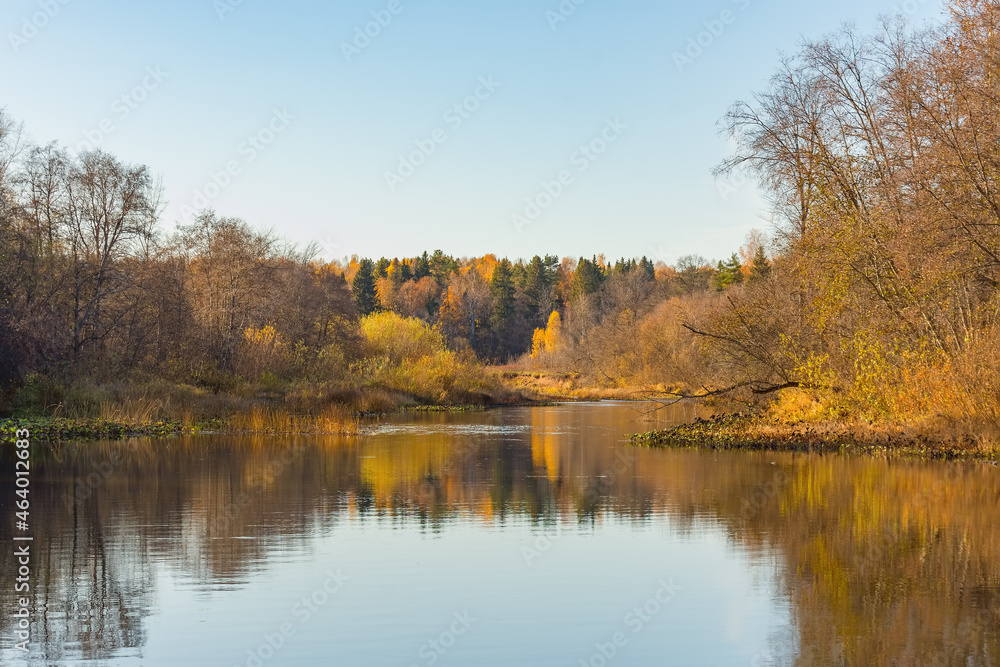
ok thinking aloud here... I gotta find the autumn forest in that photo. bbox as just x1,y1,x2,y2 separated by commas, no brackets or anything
3,1,1000,452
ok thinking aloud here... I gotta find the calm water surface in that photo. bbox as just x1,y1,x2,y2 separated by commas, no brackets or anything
1,402,998,666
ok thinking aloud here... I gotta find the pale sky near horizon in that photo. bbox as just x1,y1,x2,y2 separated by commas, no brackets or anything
1,0,944,264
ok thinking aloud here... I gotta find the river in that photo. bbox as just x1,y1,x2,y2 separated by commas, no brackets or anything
1,402,998,666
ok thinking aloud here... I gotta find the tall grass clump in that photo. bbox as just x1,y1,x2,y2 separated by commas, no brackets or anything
228,405,361,435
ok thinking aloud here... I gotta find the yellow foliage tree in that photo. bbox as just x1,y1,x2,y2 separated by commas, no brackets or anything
530,328,546,359
244,324,282,348
544,311,562,353
530,311,562,359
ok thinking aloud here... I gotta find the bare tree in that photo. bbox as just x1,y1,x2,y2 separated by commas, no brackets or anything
63,151,158,360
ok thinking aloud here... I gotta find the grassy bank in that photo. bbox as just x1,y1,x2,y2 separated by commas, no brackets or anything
0,417,195,443
0,375,535,443
630,412,1000,462
0,310,542,443
0,403,367,444
495,368,676,402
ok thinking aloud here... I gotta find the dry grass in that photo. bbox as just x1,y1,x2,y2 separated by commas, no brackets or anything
497,369,672,402
99,394,165,426
21,378,370,434
766,366,1000,456
43,379,258,423
228,405,361,435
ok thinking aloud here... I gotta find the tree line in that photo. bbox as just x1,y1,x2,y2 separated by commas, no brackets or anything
0,107,759,412
4,1,992,429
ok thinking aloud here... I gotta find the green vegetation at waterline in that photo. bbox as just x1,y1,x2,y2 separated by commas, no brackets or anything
0,406,366,444
0,416,193,444
630,413,1000,462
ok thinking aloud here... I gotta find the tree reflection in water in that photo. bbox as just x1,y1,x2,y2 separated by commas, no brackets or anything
0,404,997,665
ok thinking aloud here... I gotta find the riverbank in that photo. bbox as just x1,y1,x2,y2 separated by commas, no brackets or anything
0,356,544,444
630,412,1000,462
494,368,673,402
0,417,196,443
0,397,563,444
0,410,363,444
0,378,546,443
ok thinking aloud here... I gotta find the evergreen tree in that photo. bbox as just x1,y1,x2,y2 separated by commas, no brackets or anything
712,253,745,291
400,259,413,282
749,246,772,281
511,260,527,293
429,249,458,286
352,258,379,315
490,259,515,330
387,258,405,289
522,255,552,325
544,255,562,308
571,257,605,301
638,256,656,281
413,252,431,280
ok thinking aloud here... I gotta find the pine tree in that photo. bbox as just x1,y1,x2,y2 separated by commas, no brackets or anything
522,255,551,325
490,259,515,331
749,246,772,281
638,256,655,281
413,252,431,280
571,257,604,301
712,253,745,291
387,259,405,289
400,259,413,282
352,259,379,315
429,249,458,286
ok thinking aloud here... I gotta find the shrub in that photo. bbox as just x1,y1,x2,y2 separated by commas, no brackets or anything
357,312,495,403
360,311,447,363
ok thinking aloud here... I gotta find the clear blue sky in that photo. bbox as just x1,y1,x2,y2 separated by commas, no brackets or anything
1,0,944,263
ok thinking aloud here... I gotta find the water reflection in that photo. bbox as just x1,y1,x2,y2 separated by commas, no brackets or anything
0,403,997,665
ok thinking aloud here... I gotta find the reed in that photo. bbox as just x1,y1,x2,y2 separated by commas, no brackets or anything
228,405,361,435
99,394,164,425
